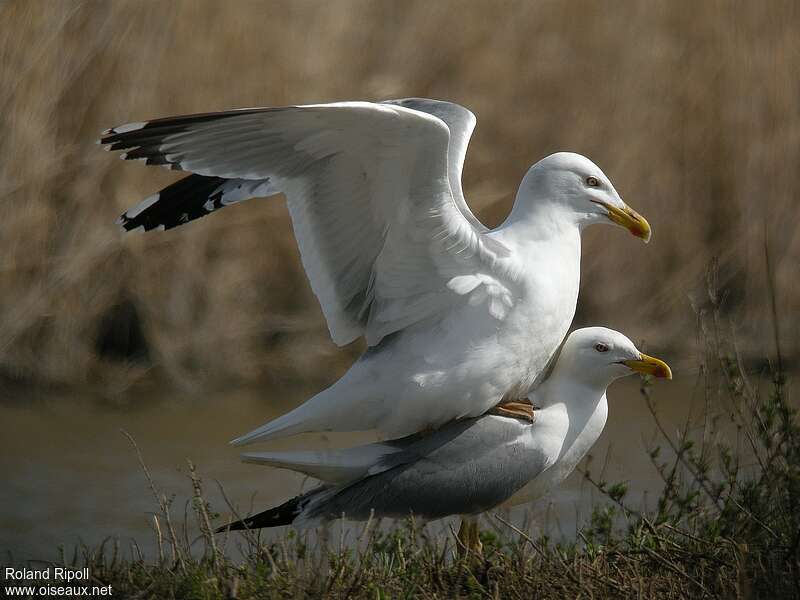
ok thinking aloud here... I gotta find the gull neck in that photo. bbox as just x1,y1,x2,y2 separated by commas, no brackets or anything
492,206,582,250
535,375,608,412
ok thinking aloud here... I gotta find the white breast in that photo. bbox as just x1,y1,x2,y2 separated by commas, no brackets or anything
504,393,609,507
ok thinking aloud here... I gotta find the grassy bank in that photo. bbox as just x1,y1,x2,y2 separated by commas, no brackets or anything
43,520,758,599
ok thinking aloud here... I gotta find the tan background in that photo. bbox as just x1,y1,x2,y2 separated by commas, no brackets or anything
2,0,798,392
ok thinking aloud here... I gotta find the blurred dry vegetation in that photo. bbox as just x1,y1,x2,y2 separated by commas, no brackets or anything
1,0,798,393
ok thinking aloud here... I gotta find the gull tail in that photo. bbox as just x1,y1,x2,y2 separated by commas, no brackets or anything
229,407,327,446
241,443,403,484
115,174,278,232
230,383,376,446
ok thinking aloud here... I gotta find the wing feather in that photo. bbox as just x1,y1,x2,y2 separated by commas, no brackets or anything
101,101,512,346
381,98,485,232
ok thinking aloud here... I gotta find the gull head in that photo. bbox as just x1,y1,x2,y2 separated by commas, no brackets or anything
553,326,672,390
518,152,651,242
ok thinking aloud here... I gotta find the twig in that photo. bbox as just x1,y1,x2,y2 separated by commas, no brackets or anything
493,514,546,559
152,514,164,565
762,223,784,377
187,459,222,571
120,429,186,573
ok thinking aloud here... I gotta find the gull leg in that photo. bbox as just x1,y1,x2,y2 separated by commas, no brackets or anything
456,517,483,558
456,519,470,556
488,399,536,423
468,520,483,556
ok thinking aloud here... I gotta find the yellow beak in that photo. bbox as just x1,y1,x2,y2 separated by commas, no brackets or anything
601,202,651,243
623,353,672,379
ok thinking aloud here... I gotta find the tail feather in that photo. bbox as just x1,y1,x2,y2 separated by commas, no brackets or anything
230,377,377,446
229,389,343,446
117,174,278,232
241,443,403,484
229,410,314,446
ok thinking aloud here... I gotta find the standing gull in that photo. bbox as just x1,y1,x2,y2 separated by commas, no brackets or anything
216,327,672,553
100,99,652,440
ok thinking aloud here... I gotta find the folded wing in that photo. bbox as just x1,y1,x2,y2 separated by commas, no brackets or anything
296,417,555,524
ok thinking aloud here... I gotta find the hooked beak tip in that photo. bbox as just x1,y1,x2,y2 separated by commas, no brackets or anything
623,353,672,380
602,201,651,243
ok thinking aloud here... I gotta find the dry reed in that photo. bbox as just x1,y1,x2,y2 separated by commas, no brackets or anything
2,0,798,391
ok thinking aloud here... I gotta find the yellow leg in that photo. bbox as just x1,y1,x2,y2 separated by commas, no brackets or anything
456,518,483,557
488,400,536,423
457,518,469,553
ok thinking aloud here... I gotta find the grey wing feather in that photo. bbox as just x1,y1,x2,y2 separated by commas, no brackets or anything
298,417,548,523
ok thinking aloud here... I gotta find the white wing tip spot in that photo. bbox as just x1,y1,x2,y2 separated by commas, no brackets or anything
125,192,160,218
108,121,146,134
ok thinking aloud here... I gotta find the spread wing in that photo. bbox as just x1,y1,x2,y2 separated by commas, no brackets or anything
101,101,513,347
381,98,486,232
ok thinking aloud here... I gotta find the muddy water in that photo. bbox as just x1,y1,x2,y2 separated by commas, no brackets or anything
1,378,697,562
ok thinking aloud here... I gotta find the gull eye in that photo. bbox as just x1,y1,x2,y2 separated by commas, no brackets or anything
586,176,600,187
594,343,609,353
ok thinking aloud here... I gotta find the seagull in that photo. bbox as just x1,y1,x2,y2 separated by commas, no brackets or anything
100,98,652,441
216,327,672,554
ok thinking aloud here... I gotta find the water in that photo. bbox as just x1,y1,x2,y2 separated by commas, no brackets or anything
0,378,695,563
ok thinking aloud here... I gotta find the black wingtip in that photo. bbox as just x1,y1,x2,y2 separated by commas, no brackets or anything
215,520,248,533
215,495,305,533
115,174,235,233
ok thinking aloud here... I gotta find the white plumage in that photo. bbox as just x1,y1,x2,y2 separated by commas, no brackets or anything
101,98,651,443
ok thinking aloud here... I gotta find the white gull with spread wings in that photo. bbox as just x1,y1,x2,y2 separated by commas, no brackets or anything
100,99,651,442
